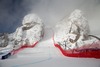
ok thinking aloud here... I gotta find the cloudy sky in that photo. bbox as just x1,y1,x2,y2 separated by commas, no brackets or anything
0,0,100,34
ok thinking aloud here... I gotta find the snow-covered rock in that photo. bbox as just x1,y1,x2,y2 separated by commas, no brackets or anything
54,9,100,50
0,13,44,50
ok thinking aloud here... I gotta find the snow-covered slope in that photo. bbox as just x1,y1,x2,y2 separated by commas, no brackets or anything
54,9,100,50
0,13,44,51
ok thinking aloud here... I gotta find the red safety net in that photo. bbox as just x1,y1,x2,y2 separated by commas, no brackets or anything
53,36,100,58
12,41,38,55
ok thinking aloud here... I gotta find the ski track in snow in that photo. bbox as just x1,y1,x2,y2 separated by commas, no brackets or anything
0,28,100,67
11,48,52,67
11,28,53,67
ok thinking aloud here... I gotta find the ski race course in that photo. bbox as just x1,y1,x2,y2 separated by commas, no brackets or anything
0,28,100,67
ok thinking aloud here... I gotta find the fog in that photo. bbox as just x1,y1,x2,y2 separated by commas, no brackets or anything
0,0,100,34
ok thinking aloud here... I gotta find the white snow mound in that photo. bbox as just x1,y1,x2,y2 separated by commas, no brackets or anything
54,9,100,50
0,13,44,50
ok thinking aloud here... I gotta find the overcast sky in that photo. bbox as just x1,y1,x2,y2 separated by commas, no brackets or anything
0,0,100,34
